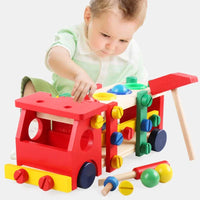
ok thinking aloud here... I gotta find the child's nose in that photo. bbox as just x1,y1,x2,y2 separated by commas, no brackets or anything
106,41,117,51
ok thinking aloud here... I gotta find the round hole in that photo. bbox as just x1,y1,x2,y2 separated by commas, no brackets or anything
36,100,44,103
93,92,117,101
80,130,94,151
125,83,147,90
64,106,72,109
28,118,43,140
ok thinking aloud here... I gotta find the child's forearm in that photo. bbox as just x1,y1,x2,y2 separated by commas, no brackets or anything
47,46,96,102
47,46,84,81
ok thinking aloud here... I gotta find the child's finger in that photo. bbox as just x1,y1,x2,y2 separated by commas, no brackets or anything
73,84,84,102
76,84,90,102
71,80,81,96
88,84,97,97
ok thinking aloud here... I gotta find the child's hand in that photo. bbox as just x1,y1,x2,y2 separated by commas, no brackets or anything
71,72,97,102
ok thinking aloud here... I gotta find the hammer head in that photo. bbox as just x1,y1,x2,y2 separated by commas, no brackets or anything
149,73,198,95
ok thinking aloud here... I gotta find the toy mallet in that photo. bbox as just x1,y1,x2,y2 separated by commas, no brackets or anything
149,73,198,160
99,160,169,196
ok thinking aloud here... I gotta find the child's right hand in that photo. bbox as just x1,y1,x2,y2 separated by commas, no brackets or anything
71,72,97,102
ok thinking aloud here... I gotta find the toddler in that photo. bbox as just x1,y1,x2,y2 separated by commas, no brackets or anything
22,0,148,102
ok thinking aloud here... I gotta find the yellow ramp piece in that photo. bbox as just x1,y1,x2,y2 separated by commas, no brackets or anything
118,110,159,132
5,164,72,193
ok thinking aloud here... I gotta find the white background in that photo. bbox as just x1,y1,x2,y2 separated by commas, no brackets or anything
0,0,199,199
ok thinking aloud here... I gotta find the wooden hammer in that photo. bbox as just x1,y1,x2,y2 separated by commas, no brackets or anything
149,73,198,160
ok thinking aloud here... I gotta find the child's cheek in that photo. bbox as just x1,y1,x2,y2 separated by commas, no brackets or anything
117,44,129,55
91,36,104,50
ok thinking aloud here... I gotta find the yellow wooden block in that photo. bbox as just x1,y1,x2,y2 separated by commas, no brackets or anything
118,110,159,132
5,164,72,193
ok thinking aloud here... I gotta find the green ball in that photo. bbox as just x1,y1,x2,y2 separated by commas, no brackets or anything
141,169,160,188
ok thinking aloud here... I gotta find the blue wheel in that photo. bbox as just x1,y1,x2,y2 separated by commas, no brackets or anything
148,128,167,152
77,162,96,189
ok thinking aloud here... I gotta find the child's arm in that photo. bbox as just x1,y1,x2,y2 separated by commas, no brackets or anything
47,46,97,102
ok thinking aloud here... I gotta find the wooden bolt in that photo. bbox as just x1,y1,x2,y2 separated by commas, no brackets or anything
111,106,124,119
149,114,161,127
110,132,124,145
90,115,104,129
122,127,134,140
118,180,134,196
111,155,123,169
39,175,54,191
14,168,29,184
140,143,151,154
141,94,153,107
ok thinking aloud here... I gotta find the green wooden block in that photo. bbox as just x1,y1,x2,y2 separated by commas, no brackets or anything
136,90,152,156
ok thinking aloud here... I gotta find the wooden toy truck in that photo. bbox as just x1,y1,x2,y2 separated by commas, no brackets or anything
4,73,198,193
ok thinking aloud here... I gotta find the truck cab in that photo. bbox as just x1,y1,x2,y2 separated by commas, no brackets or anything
15,92,107,190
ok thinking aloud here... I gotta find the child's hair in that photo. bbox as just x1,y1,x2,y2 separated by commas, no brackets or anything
89,0,147,23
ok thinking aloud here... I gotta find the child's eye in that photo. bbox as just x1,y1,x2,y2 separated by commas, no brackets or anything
101,33,110,38
120,39,128,43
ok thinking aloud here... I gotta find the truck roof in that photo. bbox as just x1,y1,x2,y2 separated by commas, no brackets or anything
15,92,107,120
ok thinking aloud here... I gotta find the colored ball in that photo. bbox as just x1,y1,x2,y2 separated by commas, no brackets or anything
118,180,134,196
155,164,173,183
141,169,160,188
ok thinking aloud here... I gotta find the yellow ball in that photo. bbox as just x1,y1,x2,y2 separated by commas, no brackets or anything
118,180,134,196
155,164,173,183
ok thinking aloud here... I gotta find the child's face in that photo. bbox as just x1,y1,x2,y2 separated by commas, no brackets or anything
84,7,140,58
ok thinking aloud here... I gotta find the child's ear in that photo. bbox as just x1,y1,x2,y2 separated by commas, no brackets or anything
84,6,92,25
